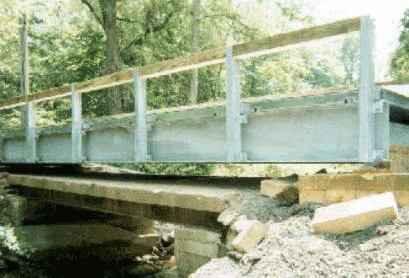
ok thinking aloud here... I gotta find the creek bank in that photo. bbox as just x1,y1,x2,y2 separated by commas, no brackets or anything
192,192,409,277
0,223,176,278
0,171,176,277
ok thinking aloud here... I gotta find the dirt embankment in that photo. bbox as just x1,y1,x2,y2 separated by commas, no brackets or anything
193,193,409,278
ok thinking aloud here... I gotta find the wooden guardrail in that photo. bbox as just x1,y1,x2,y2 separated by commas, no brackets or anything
0,16,362,110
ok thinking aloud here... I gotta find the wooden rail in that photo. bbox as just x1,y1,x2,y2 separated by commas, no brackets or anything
0,16,362,110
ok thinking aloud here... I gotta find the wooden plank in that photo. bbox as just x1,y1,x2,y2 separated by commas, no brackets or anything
28,84,71,102
139,17,360,78
234,17,361,59
0,17,361,110
0,85,71,110
75,68,133,93
139,46,225,79
376,80,409,86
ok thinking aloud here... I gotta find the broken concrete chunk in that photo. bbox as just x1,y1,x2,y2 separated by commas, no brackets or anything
231,220,267,253
217,210,239,226
225,215,251,249
230,215,251,233
261,179,299,204
312,192,398,234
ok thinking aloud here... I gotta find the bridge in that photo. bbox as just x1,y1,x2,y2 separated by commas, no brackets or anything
1,15,409,277
7,172,262,229
1,16,406,164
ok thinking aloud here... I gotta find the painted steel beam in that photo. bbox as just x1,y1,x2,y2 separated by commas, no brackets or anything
226,46,244,162
1,90,395,163
71,84,82,163
25,102,36,163
134,70,150,162
359,16,376,162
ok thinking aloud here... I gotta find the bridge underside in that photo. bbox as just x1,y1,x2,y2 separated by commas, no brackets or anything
1,88,409,164
8,174,261,229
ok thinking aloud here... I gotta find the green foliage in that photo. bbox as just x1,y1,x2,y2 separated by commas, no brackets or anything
265,164,282,178
391,9,409,81
0,0,20,101
341,38,359,86
0,109,22,131
113,163,215,176
241,48,343,98
220,164,245,176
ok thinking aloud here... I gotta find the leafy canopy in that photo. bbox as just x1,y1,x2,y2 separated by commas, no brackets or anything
391,8,409,81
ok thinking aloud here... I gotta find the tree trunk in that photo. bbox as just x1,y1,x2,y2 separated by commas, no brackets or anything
188,0,200,104
99,0,122,115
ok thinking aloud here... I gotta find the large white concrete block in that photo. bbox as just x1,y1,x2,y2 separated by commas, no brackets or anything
231,220,267,253
312,192,398,234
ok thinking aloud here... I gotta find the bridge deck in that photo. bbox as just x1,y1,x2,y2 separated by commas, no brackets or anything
8,174,262,228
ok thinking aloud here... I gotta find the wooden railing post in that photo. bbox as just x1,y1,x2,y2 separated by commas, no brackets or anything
134,70,150,162
71,83,83,163
359,16,376,162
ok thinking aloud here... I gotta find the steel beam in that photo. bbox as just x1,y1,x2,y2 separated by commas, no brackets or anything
25,101,36,162
359,16,376,162
134,70,150,161
71,84,82,163
226,46,245,162
373,98,390,161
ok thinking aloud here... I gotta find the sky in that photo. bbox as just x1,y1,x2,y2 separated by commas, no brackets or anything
235,0,409,81
308,0,408,80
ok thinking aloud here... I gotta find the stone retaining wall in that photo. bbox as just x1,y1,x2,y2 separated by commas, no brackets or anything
299,173,409,205
175,226,226,278
390,144,409,173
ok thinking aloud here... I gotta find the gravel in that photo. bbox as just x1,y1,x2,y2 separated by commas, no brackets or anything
193,192,409,278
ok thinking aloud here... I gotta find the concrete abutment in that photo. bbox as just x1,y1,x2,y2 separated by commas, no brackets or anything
175,225,227,278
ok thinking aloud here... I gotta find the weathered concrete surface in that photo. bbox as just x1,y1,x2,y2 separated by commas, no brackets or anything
105,216,156,234
217,209,239,226
175,226,225,278
390,144,409,173
7,174,259,228
299,173,409,206
231,220,267,252
8,175,242,213
311,192,398,234
261,179,299,204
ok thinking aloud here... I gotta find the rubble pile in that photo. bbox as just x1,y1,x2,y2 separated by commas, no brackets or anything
192,191,409,277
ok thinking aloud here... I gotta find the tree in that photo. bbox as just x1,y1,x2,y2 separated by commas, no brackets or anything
0,0,20,100
391,9,409,81
80,0,122,115
79,0,180,114
188,0,200,104
341,38,359,86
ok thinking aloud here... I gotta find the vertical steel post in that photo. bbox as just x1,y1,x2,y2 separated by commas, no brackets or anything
25,101,36,162
359,16,376,162
134,70,149,161
226,46,243,162
71,84,82,163
373,98,390,161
